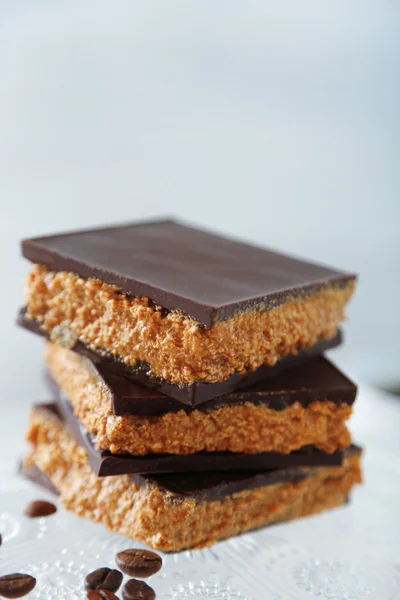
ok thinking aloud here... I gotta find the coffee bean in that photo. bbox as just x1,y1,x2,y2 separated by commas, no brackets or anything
0,533,2,546
116,549,162,578
0,573,36,598
84,568,123,592
87,591,119,600
122,579,155,600
24,500,57,518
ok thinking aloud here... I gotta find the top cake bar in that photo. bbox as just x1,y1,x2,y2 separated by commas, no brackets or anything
20,219,355,405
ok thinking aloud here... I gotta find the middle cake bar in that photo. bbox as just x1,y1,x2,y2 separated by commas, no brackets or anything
45,342,357,457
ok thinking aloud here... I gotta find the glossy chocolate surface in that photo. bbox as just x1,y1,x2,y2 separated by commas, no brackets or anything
22,219,355,327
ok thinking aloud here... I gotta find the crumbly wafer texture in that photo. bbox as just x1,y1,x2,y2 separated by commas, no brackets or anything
45,342,352,455
25,266,354,386
25,405,362,551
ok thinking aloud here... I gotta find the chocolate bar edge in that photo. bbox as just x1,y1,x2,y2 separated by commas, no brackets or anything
18,310,343,407
21,219,356,327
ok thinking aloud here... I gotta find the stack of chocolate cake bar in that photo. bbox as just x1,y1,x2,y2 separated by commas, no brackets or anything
18,219,362,552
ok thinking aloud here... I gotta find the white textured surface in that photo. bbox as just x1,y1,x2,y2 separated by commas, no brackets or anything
0,385,399,599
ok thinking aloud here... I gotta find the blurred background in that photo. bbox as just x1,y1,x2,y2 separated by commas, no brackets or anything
0,1,399,404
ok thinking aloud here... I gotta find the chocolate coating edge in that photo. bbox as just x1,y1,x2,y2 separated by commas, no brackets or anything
46,399,345,476
21,408,362,502
21,219,356,327
18,310,343,406
18,461,59,496
94,355,356,417
46,352,357,417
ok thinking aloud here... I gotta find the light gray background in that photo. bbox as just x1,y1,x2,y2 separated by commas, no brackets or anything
1,1,399,405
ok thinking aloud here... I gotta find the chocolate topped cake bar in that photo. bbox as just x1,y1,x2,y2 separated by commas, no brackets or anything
45,342,356,457
20,219,355,404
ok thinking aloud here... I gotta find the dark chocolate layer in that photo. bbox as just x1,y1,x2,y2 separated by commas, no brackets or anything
38,401,345,476
19,311,343,406
138,446,361,500
19,462,59,496
22,219,355,327
21,440,361,502
51,352,357,417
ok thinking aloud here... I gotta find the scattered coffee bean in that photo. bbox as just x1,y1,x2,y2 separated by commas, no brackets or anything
84,568,123,592
87,591,119,600
0,573,36,598
0,533,2,546
24,500,57,518
122,579,155,600
116,549,162,578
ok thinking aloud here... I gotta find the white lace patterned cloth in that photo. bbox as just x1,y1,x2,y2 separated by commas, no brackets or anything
1,385,399,599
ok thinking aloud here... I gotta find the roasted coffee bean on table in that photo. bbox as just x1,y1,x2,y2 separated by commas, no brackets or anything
116,549,162,578
0,532,2,546
122,579,155,600
0,573,37,598
24,499,57,518
87,590,120,600
84,568,123,592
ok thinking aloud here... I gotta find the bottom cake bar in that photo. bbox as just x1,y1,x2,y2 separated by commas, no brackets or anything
23,404,362,552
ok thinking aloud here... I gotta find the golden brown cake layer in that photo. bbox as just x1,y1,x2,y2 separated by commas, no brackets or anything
25,404,362,551
45,342,352,455
25,265,354,386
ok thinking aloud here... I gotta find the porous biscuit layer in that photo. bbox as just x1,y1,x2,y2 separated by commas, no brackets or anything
26,265,354,385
